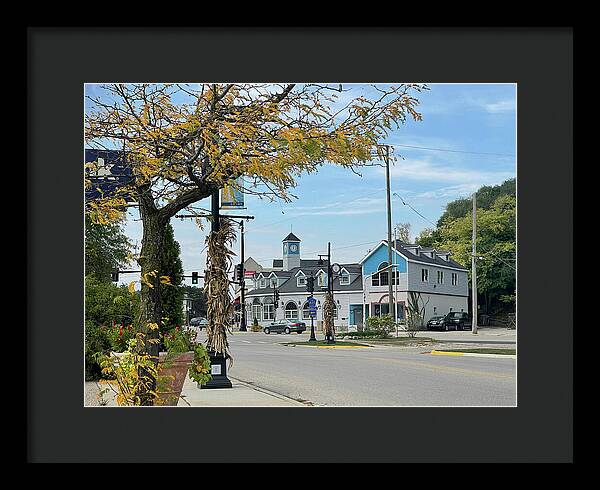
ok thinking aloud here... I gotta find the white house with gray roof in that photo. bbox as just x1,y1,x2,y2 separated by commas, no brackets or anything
241,233,363,331
360,240,469,324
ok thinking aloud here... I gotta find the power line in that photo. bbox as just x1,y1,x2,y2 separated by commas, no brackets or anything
387,143,514,158
393,193,438,228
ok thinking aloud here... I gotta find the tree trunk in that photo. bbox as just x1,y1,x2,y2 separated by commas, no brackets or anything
136,202,169,405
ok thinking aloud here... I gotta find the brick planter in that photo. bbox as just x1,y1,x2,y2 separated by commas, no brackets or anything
156,351,194,406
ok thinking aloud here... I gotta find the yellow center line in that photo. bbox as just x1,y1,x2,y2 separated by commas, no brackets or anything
367,356,515,380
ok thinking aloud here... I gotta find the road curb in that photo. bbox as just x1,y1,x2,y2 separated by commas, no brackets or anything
430,350,516,359
229,376,310,406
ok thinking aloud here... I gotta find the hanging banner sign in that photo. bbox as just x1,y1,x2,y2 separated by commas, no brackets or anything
85,148,136,202
221,177,245,209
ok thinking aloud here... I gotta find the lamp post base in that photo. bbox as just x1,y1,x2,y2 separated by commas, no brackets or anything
200,351,233,389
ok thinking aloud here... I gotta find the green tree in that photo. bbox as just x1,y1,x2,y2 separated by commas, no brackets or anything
160,223,184,332
85,215,133,282
181,285,207,319
433,194,516,315
436,178,516,227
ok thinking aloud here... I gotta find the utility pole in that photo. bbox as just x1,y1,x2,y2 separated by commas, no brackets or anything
384,144,395,321
472,192,478,334
239,220,247,331
394,228,399,337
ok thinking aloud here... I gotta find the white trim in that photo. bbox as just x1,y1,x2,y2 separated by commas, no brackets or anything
294,270,306,278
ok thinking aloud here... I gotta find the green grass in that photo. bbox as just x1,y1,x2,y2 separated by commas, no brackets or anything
282,340,371,347
350,336,435,344
435,348,516,355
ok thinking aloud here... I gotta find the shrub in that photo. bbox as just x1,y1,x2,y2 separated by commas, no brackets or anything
105,322,137,352
163,326,195,354
95,333,159,406
365,315,395,338
188,344,212,386
251,318,262,332
85,321,110,381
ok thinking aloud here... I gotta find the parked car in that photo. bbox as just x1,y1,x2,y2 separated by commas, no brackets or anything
426,316,447,331
189,317,209,330
263,319,307,335
442,311,471,331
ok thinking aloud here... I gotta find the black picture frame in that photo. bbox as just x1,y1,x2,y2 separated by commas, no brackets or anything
27,27,573,463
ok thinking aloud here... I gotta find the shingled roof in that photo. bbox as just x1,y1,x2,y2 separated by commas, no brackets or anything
282,232,301,242
392,240,467,270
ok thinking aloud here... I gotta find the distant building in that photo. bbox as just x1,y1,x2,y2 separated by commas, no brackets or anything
360,240,469,324
241,233,363,331
235,234,469,331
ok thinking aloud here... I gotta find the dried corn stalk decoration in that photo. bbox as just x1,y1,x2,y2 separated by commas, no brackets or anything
204,217,237,361
323,291,335,340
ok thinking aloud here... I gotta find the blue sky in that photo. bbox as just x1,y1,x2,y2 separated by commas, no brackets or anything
86,83,516,285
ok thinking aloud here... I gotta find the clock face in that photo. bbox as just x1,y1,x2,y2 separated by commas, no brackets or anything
290,244,298,252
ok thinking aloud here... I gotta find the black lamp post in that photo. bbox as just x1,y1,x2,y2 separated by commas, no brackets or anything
306,274,317,342
318,242,337,344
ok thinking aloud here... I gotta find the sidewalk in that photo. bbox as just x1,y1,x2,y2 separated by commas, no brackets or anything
393,327,516,344
178,375,305,407
86,376,305,407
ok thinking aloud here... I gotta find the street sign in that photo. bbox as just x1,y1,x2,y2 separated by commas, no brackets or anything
308,297,317,318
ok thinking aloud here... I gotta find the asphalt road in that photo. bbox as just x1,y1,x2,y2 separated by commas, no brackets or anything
194,330,517,407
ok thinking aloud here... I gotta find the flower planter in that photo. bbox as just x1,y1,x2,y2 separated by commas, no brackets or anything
156,351,194,406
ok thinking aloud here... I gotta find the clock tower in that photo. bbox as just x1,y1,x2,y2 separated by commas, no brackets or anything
282,232,301,271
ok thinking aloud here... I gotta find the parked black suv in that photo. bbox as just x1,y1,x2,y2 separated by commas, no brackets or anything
442,312,471,331
426,316,447,331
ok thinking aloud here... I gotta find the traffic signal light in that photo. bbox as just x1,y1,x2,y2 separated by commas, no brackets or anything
111,271,119,282
235,264,243,282
191,271,198,284
306,276,314,293
274,290,280,302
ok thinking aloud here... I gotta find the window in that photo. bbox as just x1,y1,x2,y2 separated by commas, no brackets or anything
372,262,389,287
263,302,274,320
339,271,350,285
270,277,277,288
437,270,444,284
451,273,458,286
252,299,262,321
259,278,266,288
302,302,311,320
421,268,429,282
297,275,306,287
285,301,298,319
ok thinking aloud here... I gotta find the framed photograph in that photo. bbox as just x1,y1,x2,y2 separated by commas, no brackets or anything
28,27,573,463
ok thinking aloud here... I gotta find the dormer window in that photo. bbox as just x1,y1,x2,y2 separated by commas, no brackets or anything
317,271,327,287
270,277,277,288
339,270,350,285
297,275,306,287
259,278,267,288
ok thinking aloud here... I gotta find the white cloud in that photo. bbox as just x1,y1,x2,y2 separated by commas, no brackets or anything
385,157,514,185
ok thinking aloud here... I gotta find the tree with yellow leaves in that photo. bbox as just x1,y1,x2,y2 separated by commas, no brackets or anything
85,83,426,403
